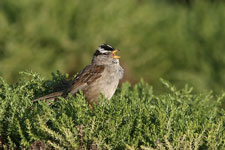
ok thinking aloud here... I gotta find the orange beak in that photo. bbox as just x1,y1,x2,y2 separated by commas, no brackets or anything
112,49,120,59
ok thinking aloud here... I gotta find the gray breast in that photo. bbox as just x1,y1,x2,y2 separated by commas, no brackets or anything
118,65,124,80
98,64,124,100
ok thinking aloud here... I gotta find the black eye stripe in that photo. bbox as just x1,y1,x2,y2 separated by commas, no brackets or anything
94,50,109,56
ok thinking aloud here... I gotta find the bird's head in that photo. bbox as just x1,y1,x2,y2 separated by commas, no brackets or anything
92,44,121,64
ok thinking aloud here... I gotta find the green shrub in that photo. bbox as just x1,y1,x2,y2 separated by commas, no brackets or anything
0,71,224,149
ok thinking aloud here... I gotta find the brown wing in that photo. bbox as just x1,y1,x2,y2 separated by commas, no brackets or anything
66,64,105,95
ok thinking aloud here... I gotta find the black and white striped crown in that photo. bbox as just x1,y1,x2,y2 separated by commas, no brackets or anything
97,44,114,53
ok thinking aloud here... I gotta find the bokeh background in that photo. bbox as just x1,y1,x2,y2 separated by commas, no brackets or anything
0,0,225,93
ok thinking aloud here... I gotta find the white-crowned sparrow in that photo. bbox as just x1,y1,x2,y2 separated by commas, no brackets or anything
34,44,124,106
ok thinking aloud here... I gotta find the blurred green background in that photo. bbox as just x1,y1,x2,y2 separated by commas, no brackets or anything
0,0,225,93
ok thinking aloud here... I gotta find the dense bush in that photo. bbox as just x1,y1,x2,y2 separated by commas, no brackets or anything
0,71,224,149
0,0,225,93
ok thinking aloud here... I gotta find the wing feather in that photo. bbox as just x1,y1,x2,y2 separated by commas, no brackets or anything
67,65,105,95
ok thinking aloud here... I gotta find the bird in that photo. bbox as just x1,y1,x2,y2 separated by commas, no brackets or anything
33,43,124,107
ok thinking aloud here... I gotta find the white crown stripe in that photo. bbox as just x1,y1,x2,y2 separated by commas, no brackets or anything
106,44,113,49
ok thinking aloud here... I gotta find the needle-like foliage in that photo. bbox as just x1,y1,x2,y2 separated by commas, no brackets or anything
0,71,224,149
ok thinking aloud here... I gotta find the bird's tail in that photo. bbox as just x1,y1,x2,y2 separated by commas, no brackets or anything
33,91,64,102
